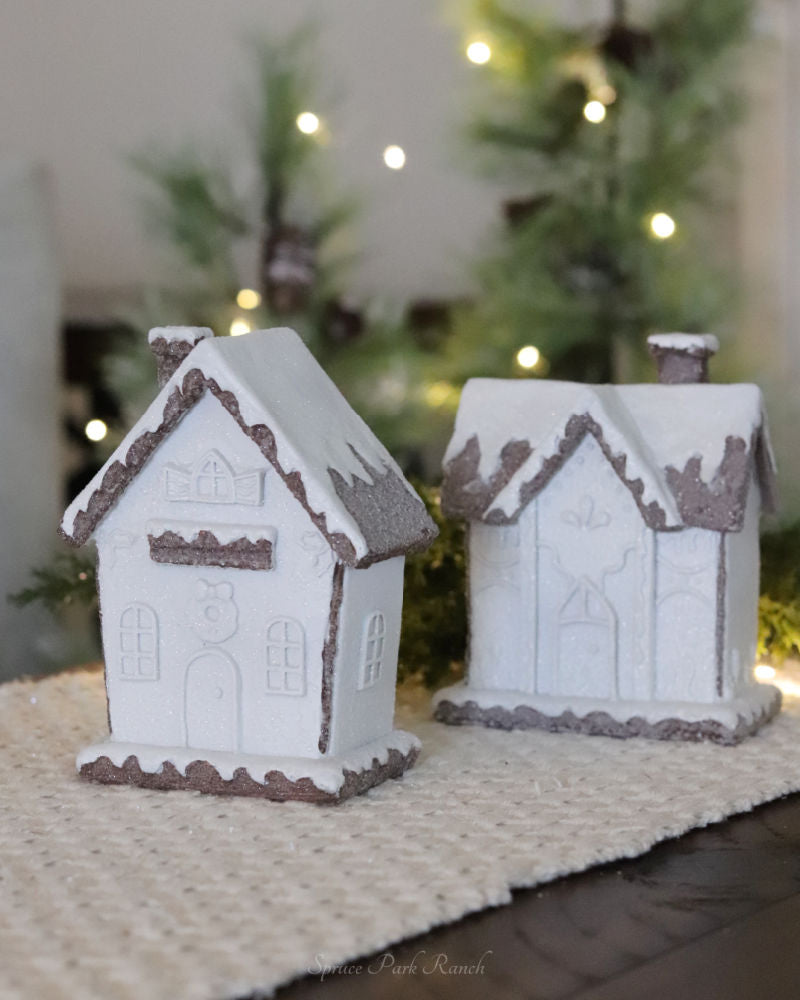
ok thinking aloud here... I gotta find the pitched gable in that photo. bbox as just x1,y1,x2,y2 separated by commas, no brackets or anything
442,378,777,532
61,328,436,567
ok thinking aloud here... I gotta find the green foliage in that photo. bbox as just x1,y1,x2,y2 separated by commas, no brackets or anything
759,521,800,662
8,553,97,614
458,0,752,380
398,482,467,686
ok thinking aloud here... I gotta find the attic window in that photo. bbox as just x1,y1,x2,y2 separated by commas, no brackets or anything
147,521,276,571
163,450,264,506
196,454,234,500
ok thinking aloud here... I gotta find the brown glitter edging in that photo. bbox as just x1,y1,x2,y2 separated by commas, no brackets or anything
442,416,776,534
78,745,419,804
147,530,274,571
318,562,345,754
62,368,436,568
433,691,782,746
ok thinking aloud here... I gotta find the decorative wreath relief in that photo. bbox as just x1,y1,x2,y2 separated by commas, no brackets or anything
186,579,238,644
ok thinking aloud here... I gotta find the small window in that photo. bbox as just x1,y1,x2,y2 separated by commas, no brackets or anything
194,452,234,502
266,617,305,695
119,603,159,680
359,611,386,689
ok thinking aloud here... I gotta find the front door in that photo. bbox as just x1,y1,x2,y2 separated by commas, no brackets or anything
184,650,240,751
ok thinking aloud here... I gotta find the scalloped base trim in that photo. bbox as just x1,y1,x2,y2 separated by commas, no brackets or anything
433,687,782,745
78,737,419,803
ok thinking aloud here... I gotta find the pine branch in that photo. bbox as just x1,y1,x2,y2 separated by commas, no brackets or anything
8,553,97,614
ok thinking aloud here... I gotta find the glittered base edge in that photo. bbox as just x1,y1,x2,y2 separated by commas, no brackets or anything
78,744,419,803
433,690,783,746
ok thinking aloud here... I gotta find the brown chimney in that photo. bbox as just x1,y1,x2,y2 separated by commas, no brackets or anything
148,327,214,387
647,333,719,385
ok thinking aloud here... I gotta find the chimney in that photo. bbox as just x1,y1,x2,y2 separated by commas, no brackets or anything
647,333,719,385
148,327,214,387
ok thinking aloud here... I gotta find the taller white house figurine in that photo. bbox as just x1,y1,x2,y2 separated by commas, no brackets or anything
61,326,436,801
434,334,780,744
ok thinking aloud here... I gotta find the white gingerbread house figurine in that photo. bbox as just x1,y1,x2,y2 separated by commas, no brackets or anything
61,326,437,801
434,334,781,744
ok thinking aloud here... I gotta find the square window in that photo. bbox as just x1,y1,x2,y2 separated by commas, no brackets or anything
121,656,136,676
138,656,155,677
267,669,284,691
138,633,154,653
120,633,136,653
284,672,302,693
267,647,284,667
286,647,302,669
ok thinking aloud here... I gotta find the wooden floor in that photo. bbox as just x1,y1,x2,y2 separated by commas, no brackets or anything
256,792,800,1000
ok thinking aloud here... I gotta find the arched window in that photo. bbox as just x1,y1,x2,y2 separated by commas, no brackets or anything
119,603,159,680
266,617,305,695
193,450,234,502
359,611,386,689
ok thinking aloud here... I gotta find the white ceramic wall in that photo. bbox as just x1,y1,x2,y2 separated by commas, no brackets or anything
724,474,761,696
96,391,335,757
328,556,405,756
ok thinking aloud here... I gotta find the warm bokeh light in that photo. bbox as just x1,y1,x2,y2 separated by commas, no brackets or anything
424,381,454,407
649,212,676,239
236,288,261,310
516,345,541,369
583,100,607,124
383,145,406,170
229,318,251,337
466,41,492,65
594,83,617,105
296,111,320,135
85,418,108,442
754,663,777,682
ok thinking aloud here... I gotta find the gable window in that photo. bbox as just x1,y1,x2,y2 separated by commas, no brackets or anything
119,603,159,680
359,611,386,689
266,617,305,695
195,452,234,501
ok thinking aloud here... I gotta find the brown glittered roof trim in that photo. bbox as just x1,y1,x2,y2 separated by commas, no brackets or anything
442,414,776,533
61,368,436,568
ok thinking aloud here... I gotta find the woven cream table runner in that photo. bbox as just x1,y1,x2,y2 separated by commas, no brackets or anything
2,667,800,1000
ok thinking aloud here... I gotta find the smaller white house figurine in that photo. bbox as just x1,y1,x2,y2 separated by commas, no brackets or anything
434,334,781,744
61,326,437,802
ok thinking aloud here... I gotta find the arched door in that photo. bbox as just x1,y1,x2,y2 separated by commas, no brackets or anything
556,579,617,699
184,650,240,751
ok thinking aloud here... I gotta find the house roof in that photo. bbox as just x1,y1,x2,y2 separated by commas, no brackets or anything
441,379,778,532
61,328,437,567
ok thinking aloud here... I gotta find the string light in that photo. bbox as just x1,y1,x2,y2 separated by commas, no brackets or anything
649,212,676,239
754,664,776,681
425,381,453,407
236,288,261,310
466,41,492,65
383,145,406,170
296,112,320,135
583,100,607,124
229,318,251,337
85,419,108,442
516,345,541,369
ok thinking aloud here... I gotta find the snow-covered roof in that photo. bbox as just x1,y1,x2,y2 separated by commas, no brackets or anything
62,328,436,567
442,378,777,532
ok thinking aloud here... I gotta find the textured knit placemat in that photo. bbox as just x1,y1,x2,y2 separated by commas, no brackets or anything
2,667,800,1000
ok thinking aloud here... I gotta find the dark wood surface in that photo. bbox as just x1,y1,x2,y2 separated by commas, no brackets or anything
250,793,800,1000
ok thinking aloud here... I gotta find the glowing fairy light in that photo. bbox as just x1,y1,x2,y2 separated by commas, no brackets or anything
236,288,261,310
296,112,320,135
650,212,676,239
383,145,406,170
583,100,607,124
516,345,541,369
229,318,251,337
754,663,776,682
84,419,108,442
466,41,492,65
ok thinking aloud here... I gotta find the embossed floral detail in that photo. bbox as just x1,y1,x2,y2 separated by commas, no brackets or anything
300,531,335,577
561,495,612,531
